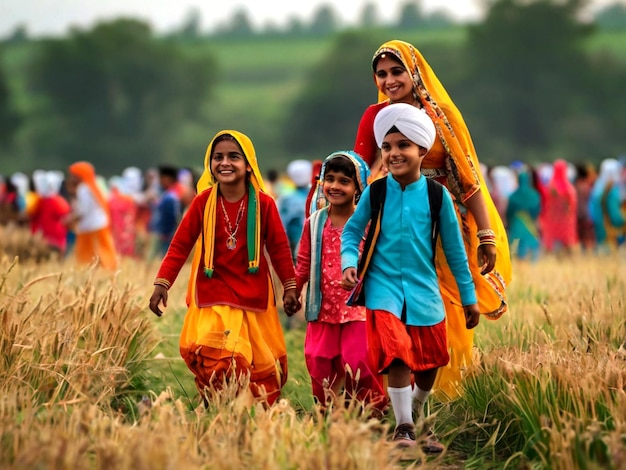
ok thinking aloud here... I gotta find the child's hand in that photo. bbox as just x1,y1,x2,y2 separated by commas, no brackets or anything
463,304,480,329
149,285,168,317
341,267,358,290
282,288,301,317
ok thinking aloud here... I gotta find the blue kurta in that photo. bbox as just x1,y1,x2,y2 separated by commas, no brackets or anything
341,175,476,327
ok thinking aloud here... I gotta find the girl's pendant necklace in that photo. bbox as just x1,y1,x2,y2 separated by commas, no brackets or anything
226,234,237,250
220,195,246,250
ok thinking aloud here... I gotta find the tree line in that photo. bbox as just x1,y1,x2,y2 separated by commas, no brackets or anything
0,0,625,176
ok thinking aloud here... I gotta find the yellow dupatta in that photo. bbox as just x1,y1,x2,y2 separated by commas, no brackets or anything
186,131,267,303
373,40,482,204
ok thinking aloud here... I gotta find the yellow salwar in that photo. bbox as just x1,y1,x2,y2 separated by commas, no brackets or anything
74,227,118,271
180,266,288,406
432,195,509,399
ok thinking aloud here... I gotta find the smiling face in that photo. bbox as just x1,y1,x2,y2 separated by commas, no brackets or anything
374,55,414,104
210,138,250,188
322,169,357,208
380,130,427,188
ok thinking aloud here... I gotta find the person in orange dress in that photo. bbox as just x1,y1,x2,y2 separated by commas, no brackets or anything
65,161,118,270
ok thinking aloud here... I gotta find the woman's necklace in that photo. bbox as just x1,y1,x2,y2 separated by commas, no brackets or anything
220,196,246,250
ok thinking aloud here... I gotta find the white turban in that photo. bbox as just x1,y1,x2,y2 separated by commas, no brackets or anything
286,159,312,188
374,103,436,151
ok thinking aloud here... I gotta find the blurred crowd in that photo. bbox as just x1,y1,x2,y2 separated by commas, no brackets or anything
0,161,312,265
483,157,626,259
0,155,625,266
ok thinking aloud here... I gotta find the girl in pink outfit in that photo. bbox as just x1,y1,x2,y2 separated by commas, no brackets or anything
540,159,578,253
108,176,138,257
295,151,386,412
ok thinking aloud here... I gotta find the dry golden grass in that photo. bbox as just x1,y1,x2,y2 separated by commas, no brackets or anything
1,227,624,469
440,254,626,469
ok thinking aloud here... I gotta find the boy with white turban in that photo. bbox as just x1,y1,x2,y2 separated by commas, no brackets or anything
341,103,479,451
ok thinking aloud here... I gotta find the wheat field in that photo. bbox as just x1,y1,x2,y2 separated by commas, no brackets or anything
0,225,624,469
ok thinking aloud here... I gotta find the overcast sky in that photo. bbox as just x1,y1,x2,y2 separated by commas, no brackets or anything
1,0,622,38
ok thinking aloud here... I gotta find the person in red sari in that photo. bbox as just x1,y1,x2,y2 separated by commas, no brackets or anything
30,170,71,255
149,130,300,407
539,159,578,254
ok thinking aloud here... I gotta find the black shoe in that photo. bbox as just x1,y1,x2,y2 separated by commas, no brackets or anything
393,423,417,448
420,429,445,454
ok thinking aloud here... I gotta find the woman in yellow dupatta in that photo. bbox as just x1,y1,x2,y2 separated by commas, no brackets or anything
354,40,512,399
149,130,299,406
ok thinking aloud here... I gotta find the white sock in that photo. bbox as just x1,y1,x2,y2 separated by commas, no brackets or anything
388,385,413,426
412,385,431,419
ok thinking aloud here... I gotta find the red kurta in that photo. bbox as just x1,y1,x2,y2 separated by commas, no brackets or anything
355,102,446,172
30,196,71,253
156,187,295,311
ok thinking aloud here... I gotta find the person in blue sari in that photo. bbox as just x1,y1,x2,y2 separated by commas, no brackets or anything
506,170,541,261
589,158,625,252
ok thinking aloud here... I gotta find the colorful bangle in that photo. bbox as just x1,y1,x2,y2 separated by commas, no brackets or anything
476,229,495,239
479,240,497,247
283,279,297,291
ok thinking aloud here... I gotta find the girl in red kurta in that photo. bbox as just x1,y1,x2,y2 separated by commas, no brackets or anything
149,130,300,407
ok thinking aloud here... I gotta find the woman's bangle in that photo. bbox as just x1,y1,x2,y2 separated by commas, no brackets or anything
476,229,495,239
479,240,497,247
283,279,297,291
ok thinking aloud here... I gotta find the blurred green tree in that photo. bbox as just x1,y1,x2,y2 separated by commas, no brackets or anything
173,7,202,41
309,5,341,35
282,32,381,157
26,19,216,174
396,1,425,29
0,49,21,145
226,8,255,37
359,3,381,28
286,15,306,36
461,0,626,164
